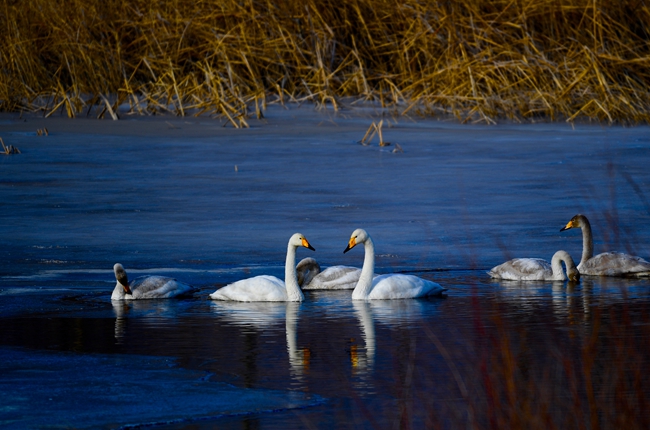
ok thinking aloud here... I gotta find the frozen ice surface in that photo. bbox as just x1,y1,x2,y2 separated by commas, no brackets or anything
1,106,650,281
2,106,650,283
0,346,322,429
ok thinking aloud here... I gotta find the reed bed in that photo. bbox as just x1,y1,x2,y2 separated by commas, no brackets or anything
465,299,650,429
1,0,650,123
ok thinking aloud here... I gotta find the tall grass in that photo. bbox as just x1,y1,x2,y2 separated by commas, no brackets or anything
466,297,650,429
1,0,650,123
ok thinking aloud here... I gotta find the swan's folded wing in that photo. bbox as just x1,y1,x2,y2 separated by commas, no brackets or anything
368,274,446,299
209,275,289,301
303,265,363,290
130,276,194,299
488,258,551,280
582,252,650,276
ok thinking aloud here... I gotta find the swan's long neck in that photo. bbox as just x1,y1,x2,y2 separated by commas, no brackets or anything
351,237,375,300
551,252,568,280
111,283,126,300
580,218,594,267
551,251,578,281
285,244,305,302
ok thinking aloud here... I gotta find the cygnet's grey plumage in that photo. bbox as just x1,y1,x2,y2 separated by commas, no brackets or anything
488,250,580,281
296,257,321,287
297,257,365,290
561,214,650,277
111,263,195,300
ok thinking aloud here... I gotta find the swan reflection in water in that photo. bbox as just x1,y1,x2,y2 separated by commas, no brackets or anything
285,302,311,380
351,301,376,372
551,276,648,325
551,281,592,326
350,298,441,391
112,299,187,344
209,301,311,384
492,277,592,326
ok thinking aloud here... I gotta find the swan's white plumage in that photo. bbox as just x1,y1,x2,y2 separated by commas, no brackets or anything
210,233,314,302
488,250,579,281
344,228,447,300
363,274,445,299
210,275,291,301
561,214,650,277
111,263,194,300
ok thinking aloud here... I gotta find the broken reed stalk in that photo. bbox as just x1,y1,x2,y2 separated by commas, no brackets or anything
359,121,378,145
1,137,21,154
1,0,649,123
360,120,391,146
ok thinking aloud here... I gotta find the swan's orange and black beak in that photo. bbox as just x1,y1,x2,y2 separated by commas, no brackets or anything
302,237,315,251
560,219,576,232
121,282,133,295
344,236,357,254
115,265,132,294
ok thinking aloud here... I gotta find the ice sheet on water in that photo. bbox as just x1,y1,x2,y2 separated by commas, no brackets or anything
0,346,323,429
1,107,649,284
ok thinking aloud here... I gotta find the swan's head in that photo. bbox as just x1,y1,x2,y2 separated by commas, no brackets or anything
289,233,315,251
560,214,587,232
344,228,369,253
296,257,321,286
552,250,580,282
113,263,132,294
567,267,580,282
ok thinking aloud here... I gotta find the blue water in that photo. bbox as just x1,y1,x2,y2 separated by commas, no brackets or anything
1,106,650,428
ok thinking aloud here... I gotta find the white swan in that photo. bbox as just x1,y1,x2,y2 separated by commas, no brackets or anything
209,233,315,301
344,228,447,300
296,257,365,290
111,263,194,300
488,250,580,281
561,214,650,277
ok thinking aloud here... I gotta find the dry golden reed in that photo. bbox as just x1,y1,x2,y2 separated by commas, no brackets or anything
1,137,21,154
1,0,649,123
